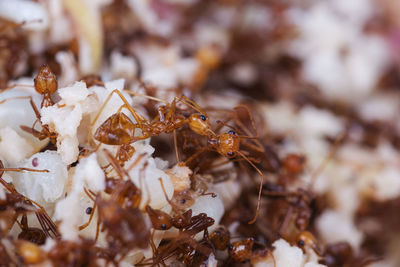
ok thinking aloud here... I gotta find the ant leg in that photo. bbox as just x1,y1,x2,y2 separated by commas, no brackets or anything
95,210,101,242
79,202,97,230
310,131,346,188
124,90,169,104
178,95,206,114
237,151,264,225
103,149,130,178
278,205,293,237
0,96,32,105
0,167,48,173
184,147,210,166
233,105,265,151
157,178,179,214
233,105,258,137
173,130,180,164
0,83,33,94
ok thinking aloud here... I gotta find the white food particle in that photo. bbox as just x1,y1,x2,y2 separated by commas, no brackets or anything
271,239,304,267
54,192,81,241
0,127,34,165
165,164,192,192
190,194,224,236
58,81,89,106
72,153,105,193
0,0,49,31
316,210,363,249
14,151,68,206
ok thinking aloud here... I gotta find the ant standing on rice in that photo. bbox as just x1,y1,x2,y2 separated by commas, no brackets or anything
20,64,58,144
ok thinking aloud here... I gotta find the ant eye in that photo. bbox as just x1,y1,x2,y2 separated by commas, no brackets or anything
161,224,167,230
298,240,305,247
228,130,236,135
227,151,235,157
200,114,206,121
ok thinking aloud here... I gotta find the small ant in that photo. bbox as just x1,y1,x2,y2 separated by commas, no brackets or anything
184,127,265,224
19,64,58,144
90,89,214,164
296,232,380,267
78,150,150,260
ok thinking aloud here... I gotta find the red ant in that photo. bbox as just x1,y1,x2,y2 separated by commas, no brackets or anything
15,64,59,144
182,106,266,224
89,89,214,164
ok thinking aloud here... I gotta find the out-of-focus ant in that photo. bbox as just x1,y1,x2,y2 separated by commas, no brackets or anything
78,150,150,261
295,231,380,267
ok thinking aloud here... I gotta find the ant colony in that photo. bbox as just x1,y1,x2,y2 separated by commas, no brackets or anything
0,1,395,266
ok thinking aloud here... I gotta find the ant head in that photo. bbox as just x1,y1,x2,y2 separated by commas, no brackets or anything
296,231,317,251
34,65,58,95
145,205,172,230
188,113,212,136
228,238,254,263
216,132,239,158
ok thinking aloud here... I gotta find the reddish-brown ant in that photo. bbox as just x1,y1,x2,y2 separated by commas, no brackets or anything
90,89,214,164
78,150,150,261
18,64,58,144
17,214,47,245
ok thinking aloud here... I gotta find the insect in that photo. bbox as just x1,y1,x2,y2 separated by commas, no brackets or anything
78,151,150,262
18,64,58,144
296,234,380,267
90,89,214,164
182,106,266,224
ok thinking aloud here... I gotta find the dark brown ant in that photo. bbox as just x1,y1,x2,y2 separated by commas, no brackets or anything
17,214,46,245
78,151,150,261
209,226,230,250
146,178,214,234
295,232,380,267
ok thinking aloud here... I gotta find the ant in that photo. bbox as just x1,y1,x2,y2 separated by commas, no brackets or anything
141,178,215,266
78,150,150,261
182,106,266,224
145,176,214,233
18,64,58,144
0,160,59,240
89,89,214,164
295,231,380,267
